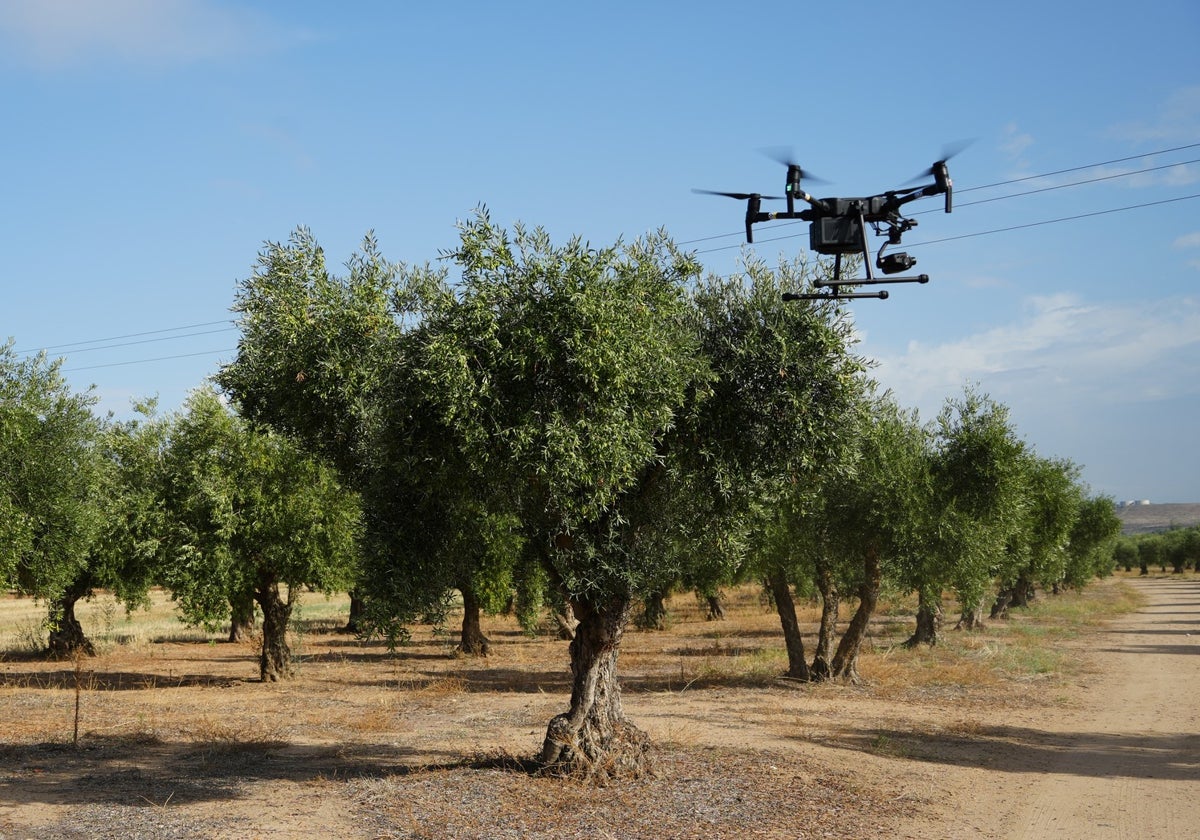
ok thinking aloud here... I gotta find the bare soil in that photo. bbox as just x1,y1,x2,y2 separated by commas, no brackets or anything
1,575,1197,839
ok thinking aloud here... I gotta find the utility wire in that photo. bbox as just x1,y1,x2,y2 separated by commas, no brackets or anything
20,327,237,358
957,141,1200,194
905,193,1200,248
15,316,232,352
63,348,238,374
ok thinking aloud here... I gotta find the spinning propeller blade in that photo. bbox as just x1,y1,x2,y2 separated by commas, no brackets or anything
759,147,828,184
904,139,974,183
903,140,972,213
692,189,783,200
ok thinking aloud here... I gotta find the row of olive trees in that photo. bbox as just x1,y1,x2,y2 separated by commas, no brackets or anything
1113,526,1200,574
0,345,361,680
3,212,1124,779
211,212,1120,778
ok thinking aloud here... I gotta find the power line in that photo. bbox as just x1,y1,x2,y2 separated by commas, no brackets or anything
63,348,238,374
905,193,1200,248
957,141,1200,194
20,327,237,359
15,316,232,352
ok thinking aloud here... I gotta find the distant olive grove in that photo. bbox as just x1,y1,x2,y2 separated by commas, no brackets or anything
2,212,1127,779
1112,526,1200,575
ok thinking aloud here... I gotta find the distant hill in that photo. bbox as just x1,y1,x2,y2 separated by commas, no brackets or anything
1114,503,1200,535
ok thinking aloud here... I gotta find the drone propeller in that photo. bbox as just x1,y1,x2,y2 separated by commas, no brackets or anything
760,147,828,184
692,189,783,244
761,148,830,214
904,139,973,183
692,189,783,200
904,140,972,213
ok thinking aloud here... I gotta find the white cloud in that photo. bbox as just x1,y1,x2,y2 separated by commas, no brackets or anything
1109,85,1200,145
1174,231,1200,250
1000,123,1034,163
870,293,1200,421
0,0,309,69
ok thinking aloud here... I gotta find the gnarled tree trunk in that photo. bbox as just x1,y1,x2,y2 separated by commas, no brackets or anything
955,601,986,631
538,593,649,780
810,559,839,680
904,587,943,648
458,581,491,656
343,589,365,634
228,592,257,642
48,580,95,658
1010,573,1035,608
767,568,810,681
990,586,1014,620
829,546,882,682
255,579,294,682
703,591,725,621
637,590,668,630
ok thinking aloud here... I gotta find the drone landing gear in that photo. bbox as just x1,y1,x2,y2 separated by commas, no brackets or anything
783,209,928,302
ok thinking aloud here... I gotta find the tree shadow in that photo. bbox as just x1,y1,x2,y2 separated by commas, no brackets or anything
0,736,539,809
806,724,1200,782
0,670,244,690
1098,643,1200,655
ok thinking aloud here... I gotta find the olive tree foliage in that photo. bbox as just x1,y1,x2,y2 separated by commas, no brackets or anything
1116,526,1200,575
632,256,868,633
48,402,171,656
761,392,929,680
216,228,404,477
924,388,1029,631
0,344,110,655
990,453,1082,618
158,387,362,681
217,227,523,651
1061,494,1122,587
681,256,871,681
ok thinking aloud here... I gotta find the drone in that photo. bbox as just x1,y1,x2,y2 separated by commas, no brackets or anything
695,150,958,300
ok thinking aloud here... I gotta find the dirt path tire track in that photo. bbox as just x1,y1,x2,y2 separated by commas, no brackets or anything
982,577,1200,839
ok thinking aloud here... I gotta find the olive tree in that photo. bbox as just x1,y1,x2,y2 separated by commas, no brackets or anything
924,389,1028,632
0,344,108,655
1062,495,1122,587
991,454,1081,617
159,388,361,681
403,213,715,778
48,403,171,656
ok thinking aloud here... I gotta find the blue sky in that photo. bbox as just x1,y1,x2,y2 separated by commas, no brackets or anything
2,1,1198,501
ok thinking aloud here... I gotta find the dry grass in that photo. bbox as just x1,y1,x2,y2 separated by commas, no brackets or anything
0,574,1154,838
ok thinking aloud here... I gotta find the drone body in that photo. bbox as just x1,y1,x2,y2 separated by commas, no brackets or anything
696,155,956,300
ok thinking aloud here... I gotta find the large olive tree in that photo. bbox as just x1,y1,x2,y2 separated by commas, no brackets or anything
409,213,712,778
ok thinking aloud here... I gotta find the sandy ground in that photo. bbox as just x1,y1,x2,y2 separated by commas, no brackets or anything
1,576,1197,838
913,575,1200,839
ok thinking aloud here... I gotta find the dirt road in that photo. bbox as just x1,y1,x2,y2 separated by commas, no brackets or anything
927,576,1200,838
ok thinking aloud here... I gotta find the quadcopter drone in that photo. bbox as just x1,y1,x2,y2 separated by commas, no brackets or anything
695,150,957,300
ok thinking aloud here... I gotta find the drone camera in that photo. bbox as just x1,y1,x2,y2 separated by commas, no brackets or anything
878,252,917,274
